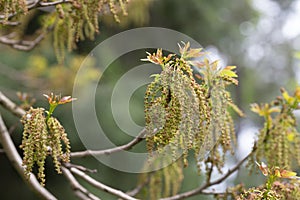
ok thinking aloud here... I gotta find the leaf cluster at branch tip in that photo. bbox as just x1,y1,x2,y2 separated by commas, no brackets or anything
249,87,300,170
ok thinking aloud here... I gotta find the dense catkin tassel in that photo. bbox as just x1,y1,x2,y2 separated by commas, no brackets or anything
143,43,242,176
47,117,71,173
20,107,48,186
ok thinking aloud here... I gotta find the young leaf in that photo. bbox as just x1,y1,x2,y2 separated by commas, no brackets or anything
220,66,238,78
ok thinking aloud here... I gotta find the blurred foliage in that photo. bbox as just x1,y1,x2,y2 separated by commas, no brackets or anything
103,0,152,27
137,156,184,200
296,51,300,60
25,54,100,93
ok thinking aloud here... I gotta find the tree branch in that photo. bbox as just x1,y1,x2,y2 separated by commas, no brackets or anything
38,0,72,7
160,148,255,200
61,167,101,200
0,20,20,26
63,162,97,174
0,112,57,200
0,30,48,51
69,167,138,200
0,91,141,199
0,91,123,200
70,128,147,158
0,91,25,117
126,177,149,197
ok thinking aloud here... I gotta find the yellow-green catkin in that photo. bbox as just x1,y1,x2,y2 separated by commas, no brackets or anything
20,107,71,185
0,0,27,21
47,117,71,173
254,101,300,170
20,107,48,186
144,44,242,172
137,156,184,200
50,0,130,62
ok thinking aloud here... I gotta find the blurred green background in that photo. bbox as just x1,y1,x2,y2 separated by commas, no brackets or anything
1,0,300,199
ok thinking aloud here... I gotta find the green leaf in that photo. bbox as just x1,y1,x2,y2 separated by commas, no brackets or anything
281,88,296,106
220,66,238,77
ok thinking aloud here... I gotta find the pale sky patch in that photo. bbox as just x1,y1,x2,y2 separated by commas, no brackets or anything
282,0,300,39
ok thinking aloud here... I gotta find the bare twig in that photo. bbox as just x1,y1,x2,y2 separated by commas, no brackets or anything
205,158,214,183
61,167,101,200
126,177,149,197
63,162,97,173
70,167,139,200
70,128,147,158
126,185,144,197
160,148,255,200
39,0,72,7
0,1,60,50
0,30,47,51
200,190,226,195
0,20,20,25
0,91,25,117
0,112,57,199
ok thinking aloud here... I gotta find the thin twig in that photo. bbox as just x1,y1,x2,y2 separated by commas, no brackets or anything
61,167,101,200
70,167,139,200
126,184,144,197
70,128,147,158
64,162,97,173
39,0,72,7
0,20,20,26
0,91,25,117
0,30,47,51
0,112,57,199
205,158,214,183
200,190,226,195
126,177,149,197
160,148,255,200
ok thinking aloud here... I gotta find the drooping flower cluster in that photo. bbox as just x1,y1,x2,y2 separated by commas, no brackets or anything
20,94,75,185
137,155,184,200
0,0,131,62
0,0,27,21
143,42,243,172
47,117,71,172
51,0,130,62
20,108,48,185
250,87,300,169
